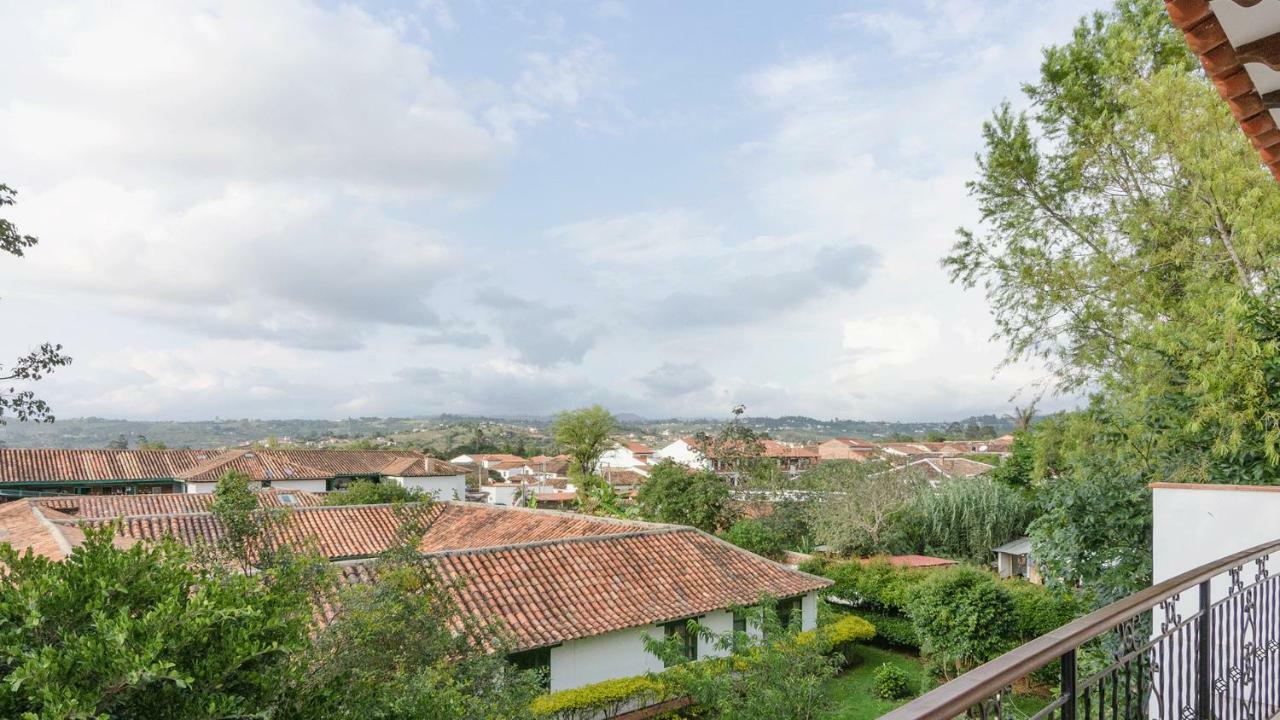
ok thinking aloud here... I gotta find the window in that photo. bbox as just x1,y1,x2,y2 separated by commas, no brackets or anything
777,597,801,630
733,610,748,635
278,494,297,506
507,646,552,690
663,619,698,665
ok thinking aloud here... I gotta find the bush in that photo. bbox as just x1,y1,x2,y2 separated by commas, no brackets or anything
907,566,1017,679
323,479,426,505
821,615,876,668
871,663,914,700
808,558,930,615
529,675,666,720
722,519,786,560
859,611,920,650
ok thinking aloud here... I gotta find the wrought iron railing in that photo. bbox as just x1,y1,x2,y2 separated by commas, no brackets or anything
879,538,1280,720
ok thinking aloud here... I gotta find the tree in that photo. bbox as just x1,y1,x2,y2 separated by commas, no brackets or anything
323,480,425,506
136,435,168,450
696,405,777,487
944,0,1280,600
990,430,1036,490
906,567,1017,679
0,501,541,719
635,459,735,532
0,184,71,424
1012,403,1037,432
106,434,129,450
799,460,925,557
0,529,318,718
552,405,617,477
893,477,1038,564
722,519,786,560
645,599,840,720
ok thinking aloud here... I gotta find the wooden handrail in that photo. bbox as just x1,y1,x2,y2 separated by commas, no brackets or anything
878,536,1280,720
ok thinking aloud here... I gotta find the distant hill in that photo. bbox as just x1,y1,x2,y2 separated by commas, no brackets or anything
0,413,1017,450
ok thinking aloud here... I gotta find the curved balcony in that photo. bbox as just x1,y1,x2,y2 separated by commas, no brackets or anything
880,537,1280,720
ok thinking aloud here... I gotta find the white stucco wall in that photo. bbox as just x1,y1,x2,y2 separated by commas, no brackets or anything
1152,483,1280,587
547,595,817,692
483,484,521,506
267,478,327,493
391,474,464,500
654,440,710,470
1151,483,1280,716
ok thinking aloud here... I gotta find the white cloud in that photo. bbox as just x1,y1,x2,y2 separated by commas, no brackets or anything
0,1,505,195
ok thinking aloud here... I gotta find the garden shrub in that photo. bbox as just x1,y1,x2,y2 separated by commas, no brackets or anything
859,611,920,650
906,566,1017,679
722,519,786,560
529,675,667,720
820,615,876,667
871,662,914,700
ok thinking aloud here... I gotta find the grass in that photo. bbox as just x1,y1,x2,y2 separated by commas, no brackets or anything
821,646,925,720
820,645,1051,720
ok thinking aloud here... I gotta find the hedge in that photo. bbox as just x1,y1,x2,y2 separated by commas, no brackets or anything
858,611,920,650
529,675,667,720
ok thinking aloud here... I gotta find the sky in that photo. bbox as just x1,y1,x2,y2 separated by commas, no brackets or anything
0,0,1111,422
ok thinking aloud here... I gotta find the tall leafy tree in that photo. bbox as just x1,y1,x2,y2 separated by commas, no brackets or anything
635,459,736,532
945,0,1280,598
0,184,71,424
552,405,617,477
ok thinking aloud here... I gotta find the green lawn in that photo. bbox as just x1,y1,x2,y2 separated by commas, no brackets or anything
821,646,926,720
820,646,1050,720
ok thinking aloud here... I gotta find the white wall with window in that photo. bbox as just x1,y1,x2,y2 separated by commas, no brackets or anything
539,592,819,692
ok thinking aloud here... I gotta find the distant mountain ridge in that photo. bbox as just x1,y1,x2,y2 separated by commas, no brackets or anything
0,413,1018,449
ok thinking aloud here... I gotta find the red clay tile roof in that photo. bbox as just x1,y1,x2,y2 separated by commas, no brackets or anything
902,457,995,479
32,488,326,518
0,449,206,484
333,527,830,651
621,441,655,455
68,502,656,560
858,554,957,569
176,450,332,483
1166,0,1280,181
7,498,829,652
0,500,134,561
0,448,464,486
601,469,647,486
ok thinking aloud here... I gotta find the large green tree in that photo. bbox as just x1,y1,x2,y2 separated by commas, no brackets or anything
0,502,541,718
635,459,736,533
552,405,617,477
946,0,1280,598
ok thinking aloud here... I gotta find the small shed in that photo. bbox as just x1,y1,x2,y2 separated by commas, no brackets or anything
993,536,1041,584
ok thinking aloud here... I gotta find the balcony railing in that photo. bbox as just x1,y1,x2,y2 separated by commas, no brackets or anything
880,538,1280,720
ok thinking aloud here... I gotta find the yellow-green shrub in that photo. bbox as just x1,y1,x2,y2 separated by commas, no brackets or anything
529,675,667,720
823,614,876,667
825,615,876,646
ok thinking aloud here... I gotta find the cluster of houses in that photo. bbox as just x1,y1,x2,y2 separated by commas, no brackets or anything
0,433,1022,694
448,434,1015,507
0,446,827,694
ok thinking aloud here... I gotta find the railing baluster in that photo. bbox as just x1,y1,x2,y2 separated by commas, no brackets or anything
1199,579,1212,720
1062,648,1077,720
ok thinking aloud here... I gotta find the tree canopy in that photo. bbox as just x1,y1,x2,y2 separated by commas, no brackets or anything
946,0,1280,599
552,405,617,477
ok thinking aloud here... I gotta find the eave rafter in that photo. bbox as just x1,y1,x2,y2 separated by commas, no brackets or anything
1166,0,1280,180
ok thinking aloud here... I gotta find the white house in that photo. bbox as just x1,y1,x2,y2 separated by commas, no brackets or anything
598,441,656,470
3,499,828,696
654,437,711,470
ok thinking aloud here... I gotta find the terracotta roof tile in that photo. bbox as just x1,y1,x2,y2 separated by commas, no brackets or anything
1165,0,1280,178
333,527,830,651
32,488,325,518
